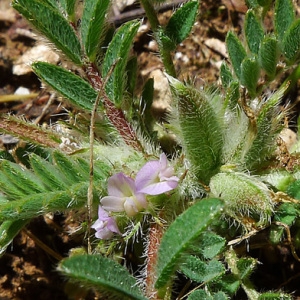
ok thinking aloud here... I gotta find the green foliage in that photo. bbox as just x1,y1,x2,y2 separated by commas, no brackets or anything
164,0,199,50
243,85,285,170
81,0,110,61
58,254,147,300
210,172,275,224
282,19,300,63
245,10,264,54
240,56,260,98
12,0,82,65
169,77,224,184
274,0,295,40
258,292,292,299
102,20,140,107
32,62,97,111
155,198,224,291
226,32,247,80
220,62,233,88
0,151,110,251
258,35,279,79
0,220,29,255
180,256,225,283
5,0,300,299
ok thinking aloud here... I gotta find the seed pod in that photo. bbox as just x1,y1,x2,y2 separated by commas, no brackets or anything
210,172,275,226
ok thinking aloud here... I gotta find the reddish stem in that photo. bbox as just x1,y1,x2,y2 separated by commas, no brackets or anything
85,64,144,152
145,221,164,299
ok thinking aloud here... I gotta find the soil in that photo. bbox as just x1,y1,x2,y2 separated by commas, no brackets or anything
0,0,300,299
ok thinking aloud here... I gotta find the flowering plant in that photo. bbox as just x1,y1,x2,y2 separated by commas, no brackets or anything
0,0,300,299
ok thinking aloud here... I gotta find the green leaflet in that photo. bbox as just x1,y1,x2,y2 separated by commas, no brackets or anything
240,56,260,98
12,0,82,65
258,36,279,79
180,257,225,283
32,62,97,111
236,257,257,280
165,0,199,49
155,198,224,291
226,31,247,80
0,182,88,222
0,160,46,196
274,0,295,40
169,77,223,184
58,254,147,300
102,21,140,107
0,151,110,222
52,150,86,183
282,19,300,63
81,0,110,61
220,62,233,88
188,291,228,300
224,81,240,111
245,10,264,54
224,249,259,299
29,153,70,191
194,232,226,259
0,219,29,256
243,86,285,170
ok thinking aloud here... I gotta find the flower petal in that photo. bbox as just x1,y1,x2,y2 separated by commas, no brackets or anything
138,180,179,195
95,227,114,239
107,173,136,197
101,196,125,212
136,160,160,191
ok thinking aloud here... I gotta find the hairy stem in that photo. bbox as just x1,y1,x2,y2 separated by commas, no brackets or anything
145,220,164,299
140,0,176,77
85,64,145,152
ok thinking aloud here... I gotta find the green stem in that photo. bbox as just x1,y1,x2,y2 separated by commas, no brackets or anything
282,63,300,94
139,0,159,30
140,0,176,77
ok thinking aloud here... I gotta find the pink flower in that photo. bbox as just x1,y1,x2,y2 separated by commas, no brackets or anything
101,173,148,217
91,206,120,239
135,153,179,195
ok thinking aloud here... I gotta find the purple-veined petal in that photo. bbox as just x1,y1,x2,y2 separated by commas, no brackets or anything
107,172,136,197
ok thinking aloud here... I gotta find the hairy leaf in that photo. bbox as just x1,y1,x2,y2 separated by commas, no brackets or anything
102,21,140,107
169,77,224,184
12,0,82,64
243,86,285,170
81,0,110,61
245,10,264,54
258,36,279,79
240,56,260,98
165,0,199,49
0,182,88,222
180,257,225,283
32,62,97,111
155,198,224,290
274,0,295,40
220,62,233,88
0,219,29,256
226,31,247,79
59,254,147,300
282,19,300,63
259,292,292,299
